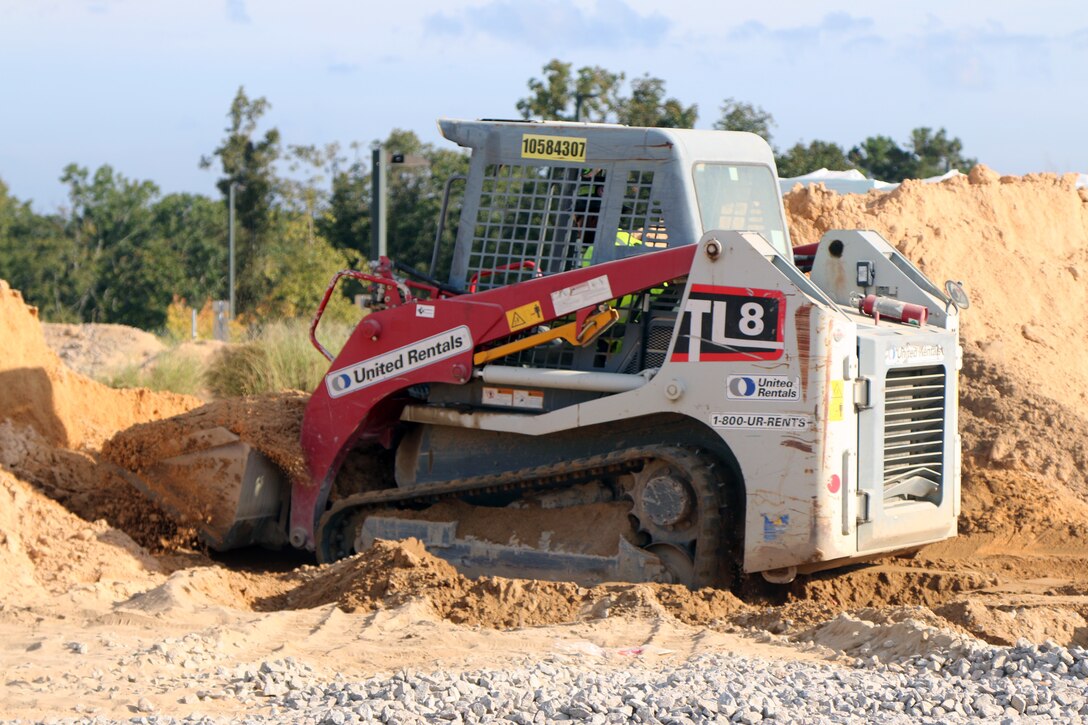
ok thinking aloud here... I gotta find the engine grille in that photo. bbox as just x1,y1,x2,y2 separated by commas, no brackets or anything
883,365,946,498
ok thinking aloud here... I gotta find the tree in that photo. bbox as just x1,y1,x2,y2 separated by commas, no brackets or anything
320,148,370,258
909,127,976,178
246,214,349,319
201,87,281,235
60,163,165,324
714,99,775,144
615,75,697,129
848,135,917,182
149,193,228,306
202,87,291,315
516,59,624,122
0,179,77,321
381,129,470,275
775,141,854,178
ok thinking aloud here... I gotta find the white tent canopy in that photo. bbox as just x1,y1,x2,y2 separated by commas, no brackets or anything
778,168,896,195
781,167,1087,195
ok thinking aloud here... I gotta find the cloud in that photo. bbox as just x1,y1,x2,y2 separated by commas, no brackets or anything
426,0,670,49
727,12,876,47
226,0,250,24
327,62,359,75
906,21,1053,92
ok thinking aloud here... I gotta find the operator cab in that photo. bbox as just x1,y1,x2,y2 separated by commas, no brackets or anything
436,119,791,293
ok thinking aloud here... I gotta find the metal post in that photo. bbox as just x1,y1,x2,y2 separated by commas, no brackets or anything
370,145,388,263
191,308,198,340
574,92,598,122
228,181,237,319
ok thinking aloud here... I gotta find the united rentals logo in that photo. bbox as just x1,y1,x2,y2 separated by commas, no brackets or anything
726,375,800,400
326,326,472,398
885,342,945,366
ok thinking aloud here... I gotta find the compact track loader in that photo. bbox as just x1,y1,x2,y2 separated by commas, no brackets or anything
132,119,967,587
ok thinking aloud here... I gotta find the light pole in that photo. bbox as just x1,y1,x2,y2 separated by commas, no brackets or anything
574,92,598,122
228,181,238,319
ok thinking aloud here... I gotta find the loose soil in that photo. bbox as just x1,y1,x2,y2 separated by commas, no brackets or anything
42,322,165,379
4,169,1088,720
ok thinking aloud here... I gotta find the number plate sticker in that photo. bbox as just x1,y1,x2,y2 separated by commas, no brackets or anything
671,284,785,362
521,134,587,162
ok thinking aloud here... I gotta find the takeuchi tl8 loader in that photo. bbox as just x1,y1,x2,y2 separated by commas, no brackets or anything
133,119,969,587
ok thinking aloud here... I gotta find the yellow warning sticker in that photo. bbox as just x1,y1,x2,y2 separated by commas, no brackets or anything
506,300,545,332
521,134,587,162
829,380,844,422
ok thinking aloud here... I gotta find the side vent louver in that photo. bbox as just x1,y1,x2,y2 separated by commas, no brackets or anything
883,366,946,503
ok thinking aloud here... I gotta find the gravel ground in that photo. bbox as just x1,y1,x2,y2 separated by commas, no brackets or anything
9,638,1088,724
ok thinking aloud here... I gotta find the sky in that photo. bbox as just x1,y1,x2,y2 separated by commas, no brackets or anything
1,0,1086,211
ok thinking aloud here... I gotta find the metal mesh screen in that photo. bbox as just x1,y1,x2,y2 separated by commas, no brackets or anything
467,164,601,291
617,170,669,249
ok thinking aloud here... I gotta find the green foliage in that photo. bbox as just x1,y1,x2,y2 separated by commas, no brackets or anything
381,129,471,275
200,86,284,316
847,128,977,182
617,76,697,129
714,99,775,144
0,75,982,339
848,135,916,182
320,150,370,256
107,347,206,397
61,163,178,326
246,214,350,319
0,179,79,321
150,193,228,304
205,318,355,396
516,60,624,122
775,140,855,178
201,87,281,235
910,127,978,178
518,60,695,128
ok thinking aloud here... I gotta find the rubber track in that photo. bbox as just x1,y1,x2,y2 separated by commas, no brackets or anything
317,445,730,588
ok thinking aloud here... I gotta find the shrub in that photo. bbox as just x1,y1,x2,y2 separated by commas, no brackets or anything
107,348,206,397
205,318,355,397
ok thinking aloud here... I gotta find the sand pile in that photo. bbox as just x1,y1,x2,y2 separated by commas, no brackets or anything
0,468,164,607
102,392,311,485
264,538,750,629
0,281,200,450
0,418,200,552
42,322,165,379
785,167,1088,410
785,170,1088,539
0,280,208,551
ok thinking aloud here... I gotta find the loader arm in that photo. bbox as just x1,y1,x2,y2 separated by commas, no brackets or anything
292,245,698,550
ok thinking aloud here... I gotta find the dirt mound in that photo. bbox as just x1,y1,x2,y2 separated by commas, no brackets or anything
263,538,750,629
935,599,1088,648
798,607,985,662
0,468,163,606
102,392,310,485
0,281,200,449
785,167,1088,410
43,322,165,379
0,419,200,553
958,342,1088,527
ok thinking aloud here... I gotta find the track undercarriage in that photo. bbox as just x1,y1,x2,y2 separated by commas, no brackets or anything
318,443,732,588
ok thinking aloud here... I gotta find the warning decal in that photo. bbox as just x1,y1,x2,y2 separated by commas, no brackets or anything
506,300,545,332
829,380,844,422
672,284,785,362
551,275,613,316
482,386,545,410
